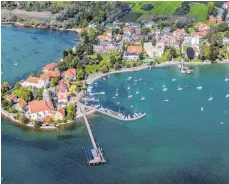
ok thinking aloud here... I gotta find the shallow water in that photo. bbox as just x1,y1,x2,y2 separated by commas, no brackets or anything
2,26,229,184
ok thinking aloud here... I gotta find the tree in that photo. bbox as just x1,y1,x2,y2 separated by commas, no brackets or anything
50,77,59,87
1,82,10,94
66,104,75,120
187,47,195,60
100,65,109,73
15,82,21,89
21,88,33,102
109,56,116,66
201,43,211,59
77,69,84,80
2,100,12,109
20,115,29,124
34,88,44,100
208,2,215,15
210,44,219,61
170,47,177,58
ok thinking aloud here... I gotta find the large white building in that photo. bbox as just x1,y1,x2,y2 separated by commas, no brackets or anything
21,76,49,88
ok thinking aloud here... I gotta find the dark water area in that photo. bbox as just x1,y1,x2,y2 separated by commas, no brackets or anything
2,25,229,184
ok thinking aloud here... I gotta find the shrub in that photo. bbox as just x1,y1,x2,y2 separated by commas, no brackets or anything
141,4,153,11
100,65,109,73
132,62,137,67
126,63,131,68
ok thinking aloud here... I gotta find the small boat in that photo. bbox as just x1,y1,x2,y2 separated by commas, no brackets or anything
225,90,229,98
128,77,132,80
136,88,140,94
177,84,182,91
208,92,213,101
115,89,119,97
117,102,120,105
172,78,176,82
127,84,130,90
139,78,143,81
201,107,204,111
14,62,18,66
162,84,166,88
197,82,202,90
225,76,229,82
185,85,188,88
163,88,167,92
130,105,134,108
164,96,169,102
134,81,137,86
112,96,116,99
103,77,106,80
128,91,132,98
181,69,186,74
150,88,153,90
141,93,145,100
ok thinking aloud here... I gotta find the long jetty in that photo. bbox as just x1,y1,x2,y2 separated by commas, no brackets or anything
78,102,106,166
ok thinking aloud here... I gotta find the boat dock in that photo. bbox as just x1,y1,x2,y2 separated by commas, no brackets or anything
78,102,106,166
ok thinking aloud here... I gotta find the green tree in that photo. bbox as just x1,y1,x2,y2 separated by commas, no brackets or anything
66,104,75,120
50,77,59,87
15,82,21,89
21,88,33,102
208,2,215,15
1,82,10,94
170,47,177,58
20,115,29,124
100,65,109,73
201,43,211,59
222,8,227,21
34,87,44,100
109,56,116,66
77,69,85,80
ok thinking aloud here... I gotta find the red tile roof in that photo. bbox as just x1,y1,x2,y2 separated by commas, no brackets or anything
209,17,217,23
191,31,207,37
63,68,76,80
41,71,60,79
174,29,185,35
43,115,52,122
26,76,40,84
127,46,142,54
196,22,209,32
28,100,51,113
8,94,17,101
18,98,27,107
43,62,57,71
58,108,65,116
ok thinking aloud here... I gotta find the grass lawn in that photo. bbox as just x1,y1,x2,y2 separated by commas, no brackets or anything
131,1,182,15
188,3,208,22
85,65,100,74
12,89,22,97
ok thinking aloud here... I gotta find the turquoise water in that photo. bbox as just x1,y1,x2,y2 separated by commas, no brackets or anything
1,24,78,84
2,26,229,184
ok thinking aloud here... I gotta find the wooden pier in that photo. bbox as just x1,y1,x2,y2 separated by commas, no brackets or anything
78,102,106,166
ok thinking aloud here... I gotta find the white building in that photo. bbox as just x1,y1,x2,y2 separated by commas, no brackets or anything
21,76,49,88
28,100,52,120
144,42,165,58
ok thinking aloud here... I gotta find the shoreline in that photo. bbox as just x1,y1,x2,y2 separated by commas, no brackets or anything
2,21,82,33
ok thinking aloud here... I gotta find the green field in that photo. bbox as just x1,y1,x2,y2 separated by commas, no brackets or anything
188,3,208,22
131,1,182,15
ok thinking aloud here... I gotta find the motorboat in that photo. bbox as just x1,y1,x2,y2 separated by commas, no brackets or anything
225,76,229,82
136,88,140,94
141,93,145,100
172,78,176,82
197,82,202,90
163,88,168,92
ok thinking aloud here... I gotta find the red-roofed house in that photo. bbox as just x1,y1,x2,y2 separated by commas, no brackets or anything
191,31,207,38
7,94,17,103
41,70,60,79
127,45,142,54
196,22,209,32
21,76,49,88
209,16,217,24
15,98,27,111
217,18,223,23
57,87,68,104
28,100,53,120
63,68,76,80
43,62,57,72
97,35,112,42
173,29,185,37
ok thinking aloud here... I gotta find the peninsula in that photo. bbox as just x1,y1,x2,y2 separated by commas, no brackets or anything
1,1,229,130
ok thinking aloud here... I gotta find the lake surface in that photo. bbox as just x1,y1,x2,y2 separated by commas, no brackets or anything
1,24,78,84
2,26,229,184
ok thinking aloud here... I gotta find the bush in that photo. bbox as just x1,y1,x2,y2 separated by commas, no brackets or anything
132,62,137,67
126,63,131,68
141,4,153,11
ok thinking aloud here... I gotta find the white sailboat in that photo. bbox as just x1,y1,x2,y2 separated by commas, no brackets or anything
197,82,202,90
136,88,140,94
172,78,176,82
177,84,183,91
115,89,119,97
225,90,229,98
162,84,166,88
164,96,169,102
208,92,213,101
225,76,229,82
128,90,132,98
141,93,145,100
127,84,130,90
163,87,167,92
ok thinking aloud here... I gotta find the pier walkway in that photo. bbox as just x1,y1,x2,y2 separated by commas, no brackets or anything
77,102,106,165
